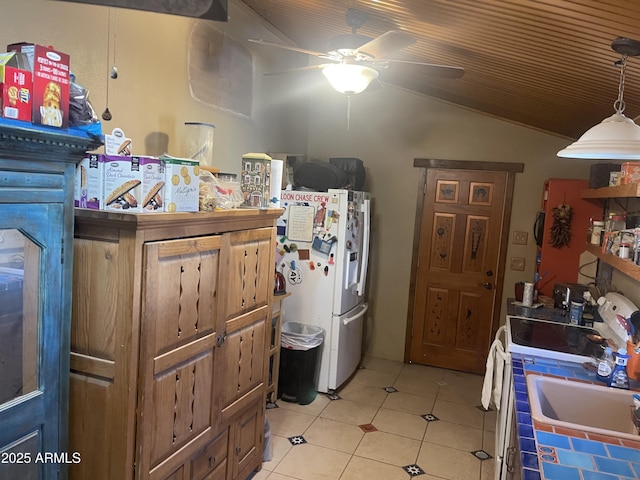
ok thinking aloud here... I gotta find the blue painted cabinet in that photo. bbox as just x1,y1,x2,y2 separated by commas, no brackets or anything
0,121,101,480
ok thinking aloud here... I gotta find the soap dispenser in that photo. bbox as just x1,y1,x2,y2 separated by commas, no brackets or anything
608,348,630,390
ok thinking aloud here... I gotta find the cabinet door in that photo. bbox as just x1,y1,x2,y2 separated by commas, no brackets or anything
230,403,263,480
0,204,67,480
138,235,222,477
217,228,275,420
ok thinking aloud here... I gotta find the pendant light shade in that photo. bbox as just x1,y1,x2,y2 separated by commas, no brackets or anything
557,112,640,159
321,64,379,95
558,37,640,160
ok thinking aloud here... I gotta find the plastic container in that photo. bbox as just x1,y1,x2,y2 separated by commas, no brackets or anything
569,298,583,325
608,348,630,390
278,322,324,405
596,346,614,383
605,213,626,233
184,122,215,167
589,219,605,245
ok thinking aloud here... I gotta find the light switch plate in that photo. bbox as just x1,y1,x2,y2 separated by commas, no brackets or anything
513,231,528,245
510,257,525,271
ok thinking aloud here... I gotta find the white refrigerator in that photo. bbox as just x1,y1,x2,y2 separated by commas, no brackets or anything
277,188,371,393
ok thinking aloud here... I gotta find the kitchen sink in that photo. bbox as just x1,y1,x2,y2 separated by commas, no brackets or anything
526,375,640,441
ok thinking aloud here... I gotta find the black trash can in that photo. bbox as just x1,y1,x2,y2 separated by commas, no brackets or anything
278,322,324,405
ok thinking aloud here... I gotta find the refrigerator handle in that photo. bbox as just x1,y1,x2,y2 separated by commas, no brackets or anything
357,198,371,296
342,303,369,326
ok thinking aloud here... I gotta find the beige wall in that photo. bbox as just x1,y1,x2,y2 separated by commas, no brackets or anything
0,0,310,168
303,86,596,361
4,0,633,363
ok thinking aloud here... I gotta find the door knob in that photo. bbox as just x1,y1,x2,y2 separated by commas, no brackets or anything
479,282,492,290
486,270,493,277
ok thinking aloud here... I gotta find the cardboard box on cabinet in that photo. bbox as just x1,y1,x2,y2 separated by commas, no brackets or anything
102,155,143,212
160,155,199,212
140,156,165,212
241,153,272,208
7,43,70,128
75,154,105,210
0,52,32,122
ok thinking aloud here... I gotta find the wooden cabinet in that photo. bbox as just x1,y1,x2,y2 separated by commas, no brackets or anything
69,209,281,480
266,293,290,403
580,184,640,282
0,121,101,480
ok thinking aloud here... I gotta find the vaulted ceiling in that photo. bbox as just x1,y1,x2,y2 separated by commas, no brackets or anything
239,0,640,139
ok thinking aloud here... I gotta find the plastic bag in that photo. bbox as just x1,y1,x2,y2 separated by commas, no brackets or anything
281,322,324,350
199,170,243,210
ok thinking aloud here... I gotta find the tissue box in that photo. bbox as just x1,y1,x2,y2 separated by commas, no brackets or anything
102,155,143,212
161,156,199,212
75,154,105,209
241,153,271,208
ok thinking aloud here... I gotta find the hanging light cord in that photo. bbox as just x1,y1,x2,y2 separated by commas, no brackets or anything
615,53,628,115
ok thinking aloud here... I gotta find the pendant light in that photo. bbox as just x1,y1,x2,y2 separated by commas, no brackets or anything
557,38,640,160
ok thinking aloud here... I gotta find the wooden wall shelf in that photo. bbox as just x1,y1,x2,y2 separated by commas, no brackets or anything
584,244,640,281
580,183,640,199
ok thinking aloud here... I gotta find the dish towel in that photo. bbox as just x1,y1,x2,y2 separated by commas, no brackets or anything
481,339,505,411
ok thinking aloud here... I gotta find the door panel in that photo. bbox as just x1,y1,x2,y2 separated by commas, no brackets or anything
0,204,64,479
409,166,518,373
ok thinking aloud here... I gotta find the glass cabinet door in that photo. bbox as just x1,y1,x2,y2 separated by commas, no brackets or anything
0,228,38,406
0,203,65,480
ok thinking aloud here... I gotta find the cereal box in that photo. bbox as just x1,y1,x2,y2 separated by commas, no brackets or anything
0,52,32,122
160,155,199,212
241,153,271,208
7,43,70,128
102,155,143,213
621,162,640,185
75,153,105,210
139,156,165,213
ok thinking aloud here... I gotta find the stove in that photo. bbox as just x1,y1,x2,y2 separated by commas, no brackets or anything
505,292,637,363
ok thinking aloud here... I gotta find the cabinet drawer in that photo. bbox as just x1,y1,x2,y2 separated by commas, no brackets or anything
191,430,228,480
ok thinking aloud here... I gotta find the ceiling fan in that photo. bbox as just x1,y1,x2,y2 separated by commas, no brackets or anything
248,8,465,95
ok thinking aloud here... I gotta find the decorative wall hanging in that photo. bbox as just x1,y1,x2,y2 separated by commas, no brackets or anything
188,21,252,118
549,203,573,248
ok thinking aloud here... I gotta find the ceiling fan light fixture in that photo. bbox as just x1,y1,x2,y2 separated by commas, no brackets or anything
558,37,640,160
321,64,379,95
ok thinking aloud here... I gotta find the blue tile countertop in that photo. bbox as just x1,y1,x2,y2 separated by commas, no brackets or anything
513,354,640,480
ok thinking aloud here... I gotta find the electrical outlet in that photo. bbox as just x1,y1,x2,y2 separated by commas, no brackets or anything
513,231,528,245
510,257,525,271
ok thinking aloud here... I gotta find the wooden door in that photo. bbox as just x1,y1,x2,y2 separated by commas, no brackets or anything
407,160,522,373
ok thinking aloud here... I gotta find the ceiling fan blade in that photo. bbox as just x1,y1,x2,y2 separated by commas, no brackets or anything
378,59,465,79
356,30,415,59
248,38,335,60
262,64,327,76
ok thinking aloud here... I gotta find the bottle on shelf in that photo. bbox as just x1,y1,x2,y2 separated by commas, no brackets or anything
596,346,615,383
608,348,630,390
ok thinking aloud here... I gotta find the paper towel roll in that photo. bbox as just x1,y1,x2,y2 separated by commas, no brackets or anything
270,159,283,207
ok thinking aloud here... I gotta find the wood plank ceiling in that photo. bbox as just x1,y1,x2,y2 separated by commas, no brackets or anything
239,0,640,139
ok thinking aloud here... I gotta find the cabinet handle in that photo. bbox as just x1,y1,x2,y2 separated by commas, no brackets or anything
235,446,241,455
216,328,227,347
208,455,215,468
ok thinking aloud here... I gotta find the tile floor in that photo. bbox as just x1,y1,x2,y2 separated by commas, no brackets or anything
253,356,498,480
